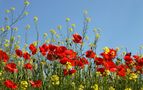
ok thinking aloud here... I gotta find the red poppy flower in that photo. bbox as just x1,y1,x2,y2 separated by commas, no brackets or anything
135,65,142,72
24,63,33,70
100,48,117,61
47,52,57,61
100,53,110,61
124,53,133,65
47,44,57,52
108,49,117,59
23,52,31,60
60,57,69,64
97,68,105,74
29,80,42,88
63,69,69,76
72,33,82,43
0,50,9,62
39,43,48,56
138,60,143,66
80,57,89,65
133,55,140,60
63,69,77,76
85,50,96,58
29,44,37,55
4,80,17,89
94,57,103,65
117,65,126,77
117,69,126,77
77,61,84,69
64,49,77,59
69,69,76,75
5,63,18,73
55,46,67,58
15,49,23,57
103,61,117,72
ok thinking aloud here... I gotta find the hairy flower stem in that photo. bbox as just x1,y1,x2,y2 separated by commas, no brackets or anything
80,15,88,56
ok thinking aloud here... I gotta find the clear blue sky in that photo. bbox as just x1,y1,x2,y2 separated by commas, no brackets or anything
1,0,143,54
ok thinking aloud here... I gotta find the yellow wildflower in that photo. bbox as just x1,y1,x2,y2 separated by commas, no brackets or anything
125,88,132,90
33,16,38,22
109,86,115,90
103,47,110,54
129,73,138,81
5,25,11,30
0,27,5,32
20,81,28,90
66,18,70,22
24,0,30,6
96,71,101,77
65,62,72,70
96,33,100,39
91,84,98,90
104,70,110,76
57,25,62,30
50,29,56,35
51,75,60,85
79,84,84,90
140,86,143,90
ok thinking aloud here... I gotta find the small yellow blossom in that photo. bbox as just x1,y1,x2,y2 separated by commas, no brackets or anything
79,84,84,90
50,29,56,35
4,43,9,48
96,71,101,77
71,82,75,87
96,33,100,39
103,47,110,54
5,25,11,30
140,86,143,90
12,27,18,31
71,24,76,28
105,70,110,75
25,24,30,30
33,41,38,46
33,16,38,22
91,84,98,90
10,7,15,11
68,28,73,32
65,62,72,70
66,18,70,22
126,69,131,75
0,27,5,32
129,73,138,81
5,9,10,13
57,25,62,30
24,11,29,16
51,75,60,85
89,43,96,48
109,86,115,90
125,88,132,90
24,0,30,6
20,81,28,90
41,61,46,65
86,17,91,22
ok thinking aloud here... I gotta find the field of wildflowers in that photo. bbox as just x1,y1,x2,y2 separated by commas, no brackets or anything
0,0,143,90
